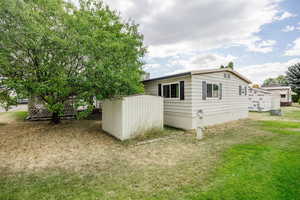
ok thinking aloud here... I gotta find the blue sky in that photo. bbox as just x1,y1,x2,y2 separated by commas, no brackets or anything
102,0,300,84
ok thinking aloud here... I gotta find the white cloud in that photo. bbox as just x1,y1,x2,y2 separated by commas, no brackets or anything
282,24,300,32
143,63,163,70
274,11,296,21
282,25,295,32
285,38,300,56
167,53,237,74
102,0,286,57
238,37,276,53
239,58,300,84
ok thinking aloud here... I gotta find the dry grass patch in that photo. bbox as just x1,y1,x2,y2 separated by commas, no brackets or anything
249,106,300,122
0,111,271,177
1,111,292,199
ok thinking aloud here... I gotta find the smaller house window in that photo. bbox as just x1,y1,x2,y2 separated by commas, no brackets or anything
224,73,231,79
207,83,219,98
281,94,286,98
239,85,247,96
162,83,180,99
241,88,245,95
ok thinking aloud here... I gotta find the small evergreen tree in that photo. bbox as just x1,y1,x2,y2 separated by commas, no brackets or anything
286,63,300,94
227,61,234,69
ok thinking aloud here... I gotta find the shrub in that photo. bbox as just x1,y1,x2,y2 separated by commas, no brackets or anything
292,94,300,103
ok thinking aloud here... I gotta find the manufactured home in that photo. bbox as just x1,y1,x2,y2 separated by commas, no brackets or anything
248,87,280,112
143,68,251,130
261,86,292,106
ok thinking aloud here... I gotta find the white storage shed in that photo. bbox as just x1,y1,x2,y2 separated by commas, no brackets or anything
102,95,163,141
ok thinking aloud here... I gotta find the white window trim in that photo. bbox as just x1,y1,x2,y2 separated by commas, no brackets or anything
206,82,220,99
161,82,180,99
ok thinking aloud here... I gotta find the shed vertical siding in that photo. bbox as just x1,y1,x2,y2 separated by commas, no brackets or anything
122,95,163,139
102,99,123,139
102,95,163,140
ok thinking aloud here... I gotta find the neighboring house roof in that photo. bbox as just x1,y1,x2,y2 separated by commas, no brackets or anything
249,87,272,94
142,68,252,84
261,86,291,90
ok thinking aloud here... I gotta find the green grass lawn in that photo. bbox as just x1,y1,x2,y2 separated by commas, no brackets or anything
193,125,300,200
0,110,28,121
285,110,300,120
0,109,300,200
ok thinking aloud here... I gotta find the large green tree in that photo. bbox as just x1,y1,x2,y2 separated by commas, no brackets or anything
262,75,288,87
0,0,146,123
286,63,300,94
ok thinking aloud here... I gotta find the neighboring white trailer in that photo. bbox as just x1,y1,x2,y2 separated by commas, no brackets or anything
248,87,281,112
102,95,163,141
248,88,273,112
261,86,292,106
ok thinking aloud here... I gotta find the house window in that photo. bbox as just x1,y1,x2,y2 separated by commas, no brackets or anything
163,85,170,98
281,94,286,98
162,83,179,99
224,73,231,79
241,88,245,95
171,83,179,98
239,85,247,96
207,83,219,98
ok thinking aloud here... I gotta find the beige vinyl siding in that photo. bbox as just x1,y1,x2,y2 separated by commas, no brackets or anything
144,72,249,130
144,75,194,129
191,72,249,128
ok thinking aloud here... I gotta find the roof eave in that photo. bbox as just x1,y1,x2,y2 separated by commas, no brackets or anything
191,69,252,84
142,72,191,83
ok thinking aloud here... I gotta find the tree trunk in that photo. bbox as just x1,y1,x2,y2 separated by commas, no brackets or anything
51,112,61,124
